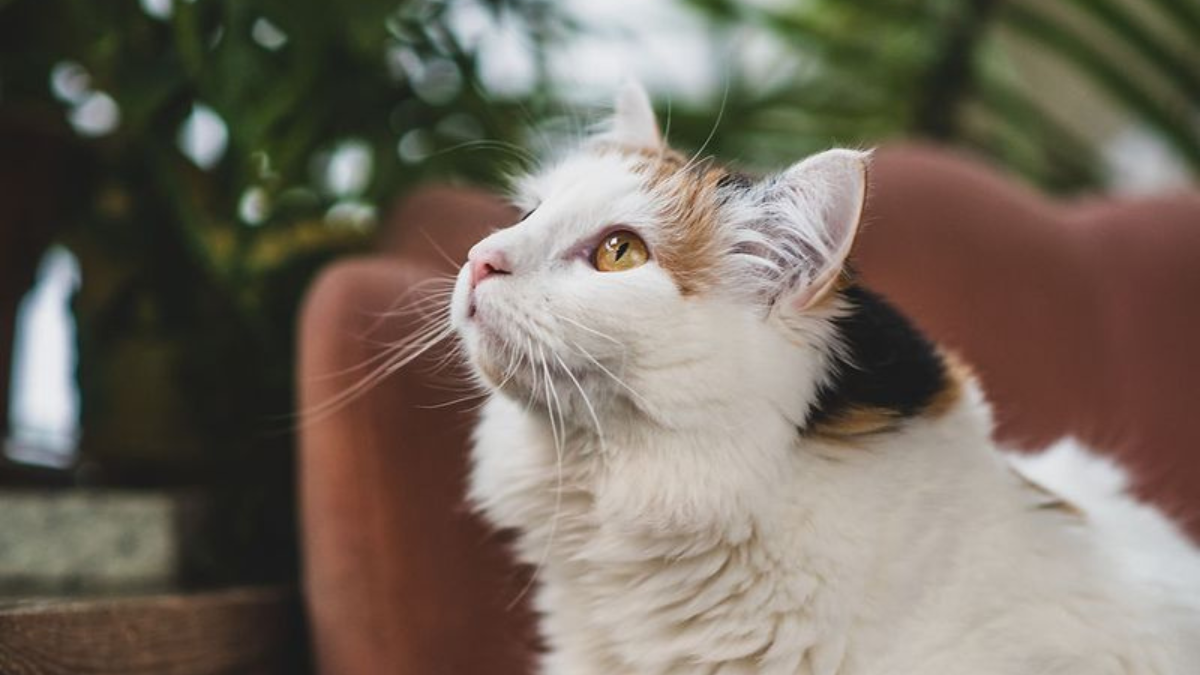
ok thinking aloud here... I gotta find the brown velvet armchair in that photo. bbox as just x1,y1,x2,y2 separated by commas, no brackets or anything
297,145,1200,675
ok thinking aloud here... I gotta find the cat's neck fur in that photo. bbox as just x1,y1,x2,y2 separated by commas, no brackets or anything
555,281,985,535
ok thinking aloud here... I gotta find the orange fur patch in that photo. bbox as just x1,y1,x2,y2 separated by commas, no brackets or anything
808,405,903,438
610,145,732,295
922,350,971,419
808,349,970,440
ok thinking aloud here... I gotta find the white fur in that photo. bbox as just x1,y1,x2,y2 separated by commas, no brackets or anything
449,84,1200,674
604,79,662,151
730,149,869,311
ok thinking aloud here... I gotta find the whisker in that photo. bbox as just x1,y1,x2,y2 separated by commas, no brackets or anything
416,391,491,410
508,343,565,610
547,310,625,348
303,317,449,389
680,73,731,176
554,351,605,453
569,339,652,411
364,275,456,320
426,138,537,167
540,344,565,451
661,92,674,148
418,229,467,272
496,340,525,389
521,336,541,415
303,284,454,383
293,322,456,428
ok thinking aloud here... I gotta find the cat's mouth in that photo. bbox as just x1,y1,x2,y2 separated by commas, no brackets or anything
461,277,498,324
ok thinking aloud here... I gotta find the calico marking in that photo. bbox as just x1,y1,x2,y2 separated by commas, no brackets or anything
631,149,736,295
804,284,959,437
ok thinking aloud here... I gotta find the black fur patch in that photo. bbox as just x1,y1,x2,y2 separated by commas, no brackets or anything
802,284,948,433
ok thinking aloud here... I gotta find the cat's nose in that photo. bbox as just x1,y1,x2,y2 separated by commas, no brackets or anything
468,246,511,289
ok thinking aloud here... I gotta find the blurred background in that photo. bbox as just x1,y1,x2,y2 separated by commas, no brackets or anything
1,0,1197,602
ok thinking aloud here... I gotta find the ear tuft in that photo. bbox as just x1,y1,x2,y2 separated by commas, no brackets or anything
606,80,660,151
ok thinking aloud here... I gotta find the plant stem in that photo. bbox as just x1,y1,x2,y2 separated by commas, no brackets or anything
915,0,1003,140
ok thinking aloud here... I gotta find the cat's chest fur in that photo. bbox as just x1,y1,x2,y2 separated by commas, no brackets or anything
468,392,1197,675
469,395,851,675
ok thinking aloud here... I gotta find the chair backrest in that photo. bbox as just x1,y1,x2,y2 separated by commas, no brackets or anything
858,144,1200,535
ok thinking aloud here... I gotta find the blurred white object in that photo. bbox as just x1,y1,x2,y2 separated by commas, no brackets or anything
139,0,173,21
324,139,374,197
68,91,121,138
1104,124,1193,195
7,246,81,467
177,103,229,170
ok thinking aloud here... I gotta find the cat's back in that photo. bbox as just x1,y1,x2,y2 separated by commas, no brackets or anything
1010,439,1200,596
1008,438,1200,666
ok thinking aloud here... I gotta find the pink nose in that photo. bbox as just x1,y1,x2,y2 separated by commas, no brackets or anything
469,248,511,289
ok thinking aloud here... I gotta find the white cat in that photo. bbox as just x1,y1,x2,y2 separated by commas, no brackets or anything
448,82,1200,674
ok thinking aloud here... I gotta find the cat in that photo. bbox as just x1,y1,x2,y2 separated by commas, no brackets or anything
447,82,1200,674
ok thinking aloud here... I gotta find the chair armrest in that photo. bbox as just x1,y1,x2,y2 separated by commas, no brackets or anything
298,257,537,675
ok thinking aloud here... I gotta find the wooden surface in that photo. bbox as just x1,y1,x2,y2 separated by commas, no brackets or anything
0,587,303,675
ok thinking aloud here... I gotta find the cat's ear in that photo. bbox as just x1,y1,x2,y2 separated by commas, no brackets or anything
744,149,870,312
604,80,661,150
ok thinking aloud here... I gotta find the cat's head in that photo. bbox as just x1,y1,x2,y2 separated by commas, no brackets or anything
450,82,869,433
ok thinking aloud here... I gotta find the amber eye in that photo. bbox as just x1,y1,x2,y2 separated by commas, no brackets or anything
593,230,649,272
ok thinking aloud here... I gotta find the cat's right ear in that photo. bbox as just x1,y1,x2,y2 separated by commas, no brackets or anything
603,80,661,151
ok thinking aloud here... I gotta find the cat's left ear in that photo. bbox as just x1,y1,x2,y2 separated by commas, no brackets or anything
604,80,661,150
750,149,870,312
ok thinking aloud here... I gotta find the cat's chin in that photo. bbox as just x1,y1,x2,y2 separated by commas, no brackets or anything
469,354,507,391
461,331,520,395
465,341,560,406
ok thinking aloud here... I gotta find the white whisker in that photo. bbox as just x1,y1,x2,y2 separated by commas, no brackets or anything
426,138,537,167
680,73,730,176
508,343,566,611
554,351,606,453
294,321,455,428
415,391,491,410
417,229,468,271
569,339,652,412
548,310,625,348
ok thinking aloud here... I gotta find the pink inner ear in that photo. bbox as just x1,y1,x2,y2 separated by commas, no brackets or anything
788,152,868,312
790,260,842,311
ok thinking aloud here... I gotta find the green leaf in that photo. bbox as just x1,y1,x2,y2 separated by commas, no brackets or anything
1058,0,1200,104
1002,1,1200,170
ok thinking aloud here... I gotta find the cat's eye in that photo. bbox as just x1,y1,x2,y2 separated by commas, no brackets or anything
593,231,649,272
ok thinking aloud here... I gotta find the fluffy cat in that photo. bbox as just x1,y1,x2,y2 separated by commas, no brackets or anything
448,82,1200,674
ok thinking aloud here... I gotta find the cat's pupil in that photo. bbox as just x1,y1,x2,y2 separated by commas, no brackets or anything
616,241,629,261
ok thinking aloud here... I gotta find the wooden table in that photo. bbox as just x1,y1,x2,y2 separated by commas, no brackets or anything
0,587,305,674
